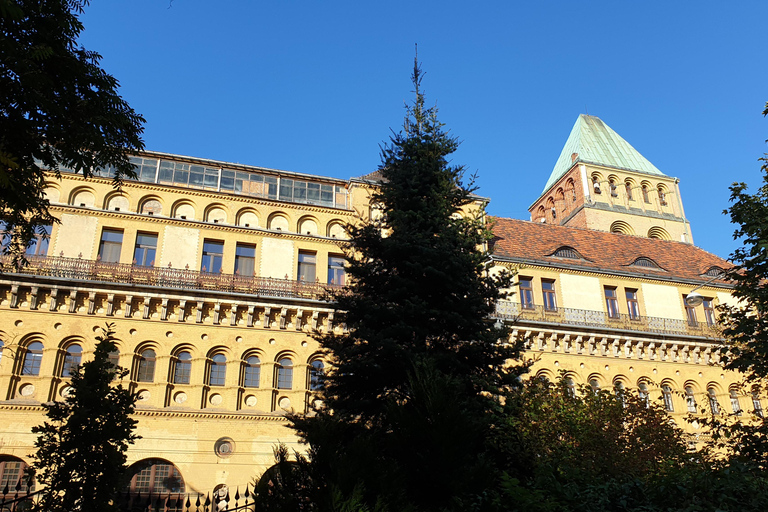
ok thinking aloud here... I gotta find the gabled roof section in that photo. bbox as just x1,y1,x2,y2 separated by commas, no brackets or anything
491,217,730,284
542,115,666,194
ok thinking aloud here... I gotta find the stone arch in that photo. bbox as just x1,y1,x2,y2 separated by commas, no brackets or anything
205,204,229,224
565,178,576,202
104,192,130,212
139,196,163,216
268,212,290,231
327,220,347,239
236,208,259,228
647,226,671,240
69,187,96,208
610,220,635,236
297,216,319,236
43,182,61,204
624,178,636,200
171,200,196,220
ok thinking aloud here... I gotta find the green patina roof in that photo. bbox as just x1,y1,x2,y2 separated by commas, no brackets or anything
542,115,666,194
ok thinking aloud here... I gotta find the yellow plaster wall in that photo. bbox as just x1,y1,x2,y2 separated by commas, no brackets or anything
161,225,202,269
641,283,684,320
53,213,99,259
260,238,295,279
559,273,603,311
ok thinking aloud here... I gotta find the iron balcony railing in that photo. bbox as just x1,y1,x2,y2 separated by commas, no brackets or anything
0,254,343,301
495,299,721,338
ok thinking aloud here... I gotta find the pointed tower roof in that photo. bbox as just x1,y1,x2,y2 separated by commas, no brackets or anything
542,115,665,194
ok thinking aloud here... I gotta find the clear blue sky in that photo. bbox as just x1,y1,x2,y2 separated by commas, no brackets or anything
79,0,768,259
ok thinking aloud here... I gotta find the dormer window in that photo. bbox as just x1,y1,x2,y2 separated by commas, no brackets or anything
551,246,582,259
703,266,725,278
631,257,663,270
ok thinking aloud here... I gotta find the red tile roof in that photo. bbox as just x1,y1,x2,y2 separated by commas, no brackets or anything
490,217,731,284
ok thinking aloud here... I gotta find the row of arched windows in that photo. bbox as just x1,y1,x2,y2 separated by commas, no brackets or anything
11,342,324,392
590,174,670,207
0,455,185,498
552,373,764,417
536,175,674,224
48,185,349,238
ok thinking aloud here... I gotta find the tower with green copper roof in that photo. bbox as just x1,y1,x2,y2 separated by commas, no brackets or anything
529,115,693,244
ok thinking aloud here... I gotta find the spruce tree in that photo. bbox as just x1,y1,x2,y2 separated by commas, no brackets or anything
291,60,520,511
30,324,138,512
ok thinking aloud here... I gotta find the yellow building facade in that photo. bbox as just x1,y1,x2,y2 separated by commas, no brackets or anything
0,116,754,500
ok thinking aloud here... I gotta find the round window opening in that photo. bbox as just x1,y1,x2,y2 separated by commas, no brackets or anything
214,437,235,458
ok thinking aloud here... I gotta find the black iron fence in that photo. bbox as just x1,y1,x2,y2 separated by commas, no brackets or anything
0,484,257,511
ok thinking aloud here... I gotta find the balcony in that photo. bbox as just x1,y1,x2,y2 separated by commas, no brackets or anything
495,300,721,339
0,255,342,301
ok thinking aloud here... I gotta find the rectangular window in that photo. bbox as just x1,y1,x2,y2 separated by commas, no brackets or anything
26,225,52,256
327,255,346,285
133,232,157,267
604,287,619,318
703,299,716,326
234,244,256,277
542,280,557,311
298,251,316,282
98,229,123,263
626,289,640,320
684,300,698,327
520,278,534,309
201,240,224,273
128,156,158,183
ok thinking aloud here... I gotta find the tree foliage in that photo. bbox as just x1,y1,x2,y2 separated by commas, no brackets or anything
30,324,138,512
719,105,768,379
290,59,521,511
0,0,144,261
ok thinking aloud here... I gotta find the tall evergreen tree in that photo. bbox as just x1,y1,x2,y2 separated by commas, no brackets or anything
291,60,521,511
30,324,138,512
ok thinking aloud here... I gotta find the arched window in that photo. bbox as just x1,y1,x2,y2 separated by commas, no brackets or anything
658,187,667,206
625,181,634,200
609,179,618,197
22,342,44,376
589,378,600,393
208,354,227,386
309,360,325,391
685,386,697,413
752,391,764,418
61,344,82,377
708,388,719,414
730,389,742,415
564,377,576,398
566,179,576,202
662,385,674,412
642,185,650,203
108,349,120,369
172,351,192,385
125,459,185,495
614,381,626,406
136,349,156,382
0,456,34,493
638,381,650,408
243,356,261,388
276,358,293,389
